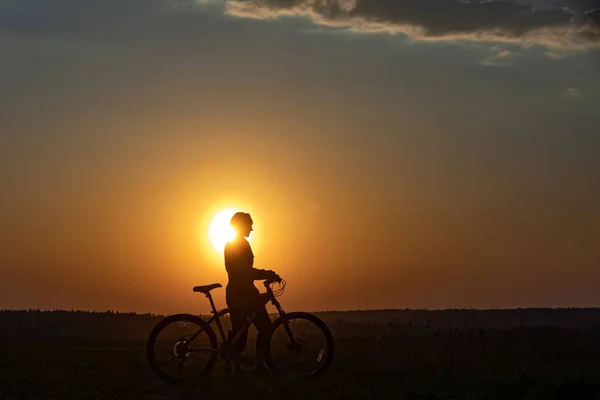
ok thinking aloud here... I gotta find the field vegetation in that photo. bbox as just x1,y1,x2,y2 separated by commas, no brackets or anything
1,308,600,399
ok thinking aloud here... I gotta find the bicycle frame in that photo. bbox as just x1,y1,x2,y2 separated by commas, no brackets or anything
147,278,334,382
190,281,289,348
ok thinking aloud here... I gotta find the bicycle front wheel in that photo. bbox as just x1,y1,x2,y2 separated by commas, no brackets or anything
146,314,218,385
265,312,334,378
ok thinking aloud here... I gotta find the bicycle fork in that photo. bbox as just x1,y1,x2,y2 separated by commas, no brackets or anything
272,299,297,345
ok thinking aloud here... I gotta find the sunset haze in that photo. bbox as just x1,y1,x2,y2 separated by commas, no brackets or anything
1,0,599,315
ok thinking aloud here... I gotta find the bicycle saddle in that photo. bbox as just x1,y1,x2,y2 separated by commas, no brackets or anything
193,283,222,294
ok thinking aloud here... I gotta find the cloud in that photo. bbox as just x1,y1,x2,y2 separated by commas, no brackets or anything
563,87,583,98
479,49,517,66
225,0,600,50
546,50,569,59
495,50,512,59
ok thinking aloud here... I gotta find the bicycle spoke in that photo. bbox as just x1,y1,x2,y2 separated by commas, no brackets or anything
269,314,332,377
149,316,216,381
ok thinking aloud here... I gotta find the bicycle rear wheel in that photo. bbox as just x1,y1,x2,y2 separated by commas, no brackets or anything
265,312,334,378
147,314,218,385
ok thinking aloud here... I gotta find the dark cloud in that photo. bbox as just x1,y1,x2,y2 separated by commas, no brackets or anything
226,0,600,49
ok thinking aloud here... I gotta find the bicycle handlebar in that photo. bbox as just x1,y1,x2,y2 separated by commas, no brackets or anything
264,277,286,297
263,277,282,286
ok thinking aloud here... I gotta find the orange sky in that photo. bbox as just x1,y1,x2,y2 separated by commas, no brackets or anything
1,0,599,314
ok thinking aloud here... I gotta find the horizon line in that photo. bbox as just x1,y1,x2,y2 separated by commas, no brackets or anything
3,306,600,316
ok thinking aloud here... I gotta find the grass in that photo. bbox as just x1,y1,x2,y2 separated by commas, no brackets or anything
2,310,600,399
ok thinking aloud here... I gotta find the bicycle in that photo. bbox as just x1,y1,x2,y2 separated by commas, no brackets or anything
146,278,335,385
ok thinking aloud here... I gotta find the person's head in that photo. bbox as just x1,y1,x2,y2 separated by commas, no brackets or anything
230,212,253,238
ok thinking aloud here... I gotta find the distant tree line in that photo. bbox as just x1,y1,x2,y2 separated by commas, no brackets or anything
0,309,167,342
2,308,600,342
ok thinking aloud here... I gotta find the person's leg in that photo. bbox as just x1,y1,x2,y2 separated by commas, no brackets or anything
228,306,250,375
252,305,272,370
230,311,250,355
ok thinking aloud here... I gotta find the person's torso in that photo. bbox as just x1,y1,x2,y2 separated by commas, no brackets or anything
224,237,257,294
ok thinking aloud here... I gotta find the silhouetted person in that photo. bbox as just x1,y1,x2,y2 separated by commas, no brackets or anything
225,211,280,375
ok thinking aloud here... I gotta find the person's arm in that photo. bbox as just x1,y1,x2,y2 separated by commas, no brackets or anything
249,267,278,281
227,263,278,281
225,242,279,281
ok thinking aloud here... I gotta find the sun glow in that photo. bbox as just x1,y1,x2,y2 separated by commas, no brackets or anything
208,208,240,253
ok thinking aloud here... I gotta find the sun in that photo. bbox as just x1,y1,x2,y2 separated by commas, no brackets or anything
208,208,241,254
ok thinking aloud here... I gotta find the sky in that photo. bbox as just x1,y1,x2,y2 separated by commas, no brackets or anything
1,0,599,314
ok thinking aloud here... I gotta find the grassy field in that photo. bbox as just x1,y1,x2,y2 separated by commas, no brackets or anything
2,309,600,399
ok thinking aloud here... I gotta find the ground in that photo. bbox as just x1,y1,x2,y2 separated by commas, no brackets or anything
1,309,600,399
